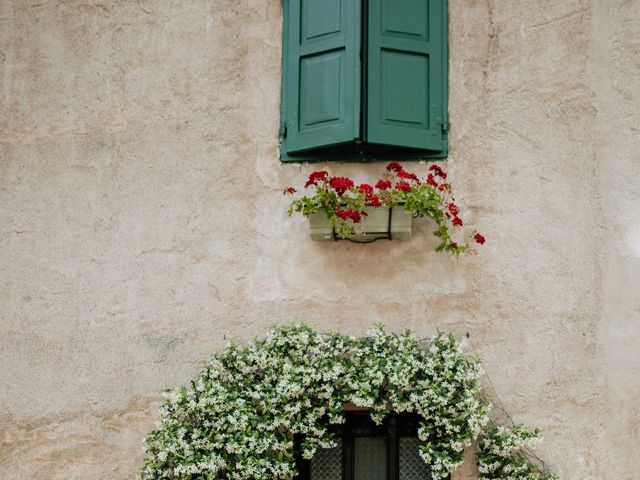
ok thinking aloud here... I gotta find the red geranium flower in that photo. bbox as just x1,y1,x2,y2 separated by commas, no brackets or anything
397,169,419,181
329,177,355,196
368,195,381,207
358,183,374,195
335,208,363,223
474,233,486,245
452,216,463,227
386,162,403,172
358,183,380,207
429,164,447,179
349,210,363,223
376,179,392,190
448,202,459,216
451,242,458,249
395,181,412,192
283,187,296,195
426,174,438,187
304,171,329,188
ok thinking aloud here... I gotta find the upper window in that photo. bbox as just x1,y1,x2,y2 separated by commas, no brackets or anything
295,412,437,480
280,0,448,162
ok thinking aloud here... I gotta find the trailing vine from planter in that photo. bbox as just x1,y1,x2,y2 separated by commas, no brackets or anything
139,325,560,480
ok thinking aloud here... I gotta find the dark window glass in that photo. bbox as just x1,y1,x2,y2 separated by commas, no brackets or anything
354,437,387,480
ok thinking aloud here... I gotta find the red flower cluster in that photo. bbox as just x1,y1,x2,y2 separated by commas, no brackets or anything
304,171,328,188
397,169,418,181
429,164,447,179
358,184,374,196
359,184,381,207
384,162,451,189
447,203,463,226
283,187,296,195
336,208,365,223
368,195,381,207
329,176,355,196
376,179,392,190
395,181,412,192
474,233,486,245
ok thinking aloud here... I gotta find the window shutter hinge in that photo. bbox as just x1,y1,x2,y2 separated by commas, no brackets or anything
280,121,288,139
436,117,449,133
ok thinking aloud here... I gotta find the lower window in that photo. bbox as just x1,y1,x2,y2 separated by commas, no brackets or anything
295,412,433,480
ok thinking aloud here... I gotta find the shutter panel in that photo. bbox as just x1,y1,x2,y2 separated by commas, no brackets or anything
284,0,360,154
366,0,446,151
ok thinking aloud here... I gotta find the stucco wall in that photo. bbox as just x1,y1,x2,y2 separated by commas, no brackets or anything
1,0,639,478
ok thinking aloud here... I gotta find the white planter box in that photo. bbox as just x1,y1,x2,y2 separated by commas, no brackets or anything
308,206,412,241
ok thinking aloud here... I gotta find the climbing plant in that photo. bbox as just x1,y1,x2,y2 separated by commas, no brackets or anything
139,325,559,480
478,425,559,480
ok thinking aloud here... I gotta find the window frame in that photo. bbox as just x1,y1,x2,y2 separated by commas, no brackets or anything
279,0,449,163
294,411,446,480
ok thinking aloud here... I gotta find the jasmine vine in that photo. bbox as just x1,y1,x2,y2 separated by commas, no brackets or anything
139,325,559,480
478,425,559,480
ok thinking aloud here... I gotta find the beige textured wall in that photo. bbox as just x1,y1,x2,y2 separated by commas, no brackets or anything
1,0,639,478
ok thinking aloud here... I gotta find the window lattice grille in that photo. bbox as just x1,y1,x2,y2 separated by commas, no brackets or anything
399,437,430,480
310,439,342,480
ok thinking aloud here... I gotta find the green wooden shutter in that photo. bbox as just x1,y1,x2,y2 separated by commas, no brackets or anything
284,0,360,154
366,0,446,151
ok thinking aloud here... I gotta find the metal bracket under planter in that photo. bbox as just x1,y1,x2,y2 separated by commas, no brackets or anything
308,206,412,242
